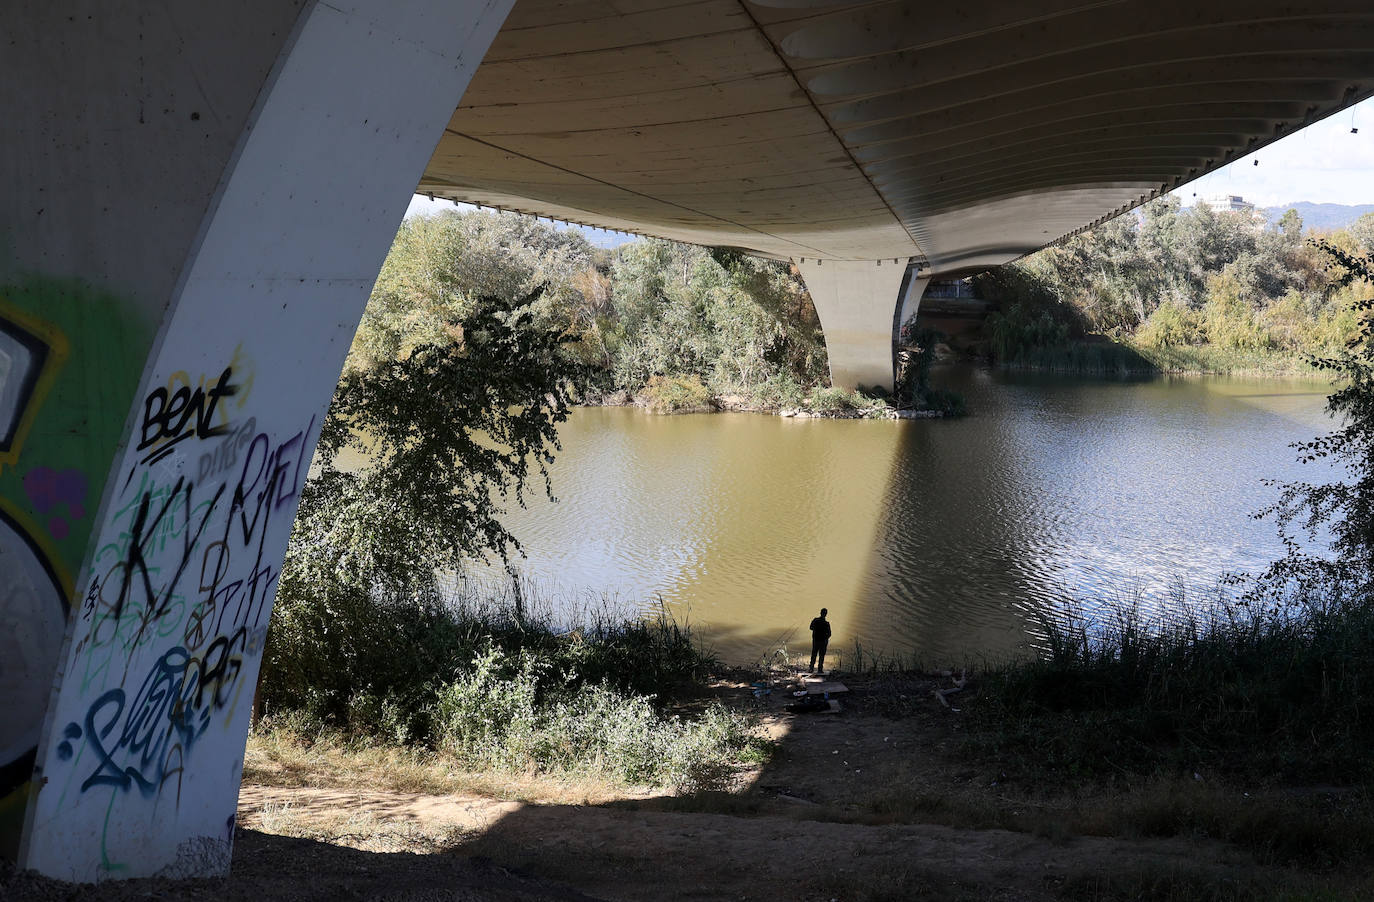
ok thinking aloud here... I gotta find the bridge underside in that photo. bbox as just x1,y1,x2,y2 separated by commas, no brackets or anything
416,0,1374,387
421,0,1374,275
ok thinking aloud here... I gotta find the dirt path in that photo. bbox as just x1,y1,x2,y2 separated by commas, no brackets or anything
233,783,1261,902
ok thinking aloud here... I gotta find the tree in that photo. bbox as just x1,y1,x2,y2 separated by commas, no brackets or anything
351,210,597,370
1350,212,1374,255
1277,207,1304,244
1255,239,1374,599
264,276,579,719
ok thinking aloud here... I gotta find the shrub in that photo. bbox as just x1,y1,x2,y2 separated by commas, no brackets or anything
641,373,713,412
261,584,718,740
985,303,1072,362
1136,301,1202,348
747,371,807,409
806,385,887,413
431,643,758,790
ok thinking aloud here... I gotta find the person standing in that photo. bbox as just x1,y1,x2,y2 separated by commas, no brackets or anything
808,608,832,673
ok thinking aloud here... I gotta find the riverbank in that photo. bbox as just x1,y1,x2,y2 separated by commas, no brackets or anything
980,334,1332,379
581,382,959,419
227,678,1373,901
236,586,1374,902
243,651,1374,900
12,664,1365,901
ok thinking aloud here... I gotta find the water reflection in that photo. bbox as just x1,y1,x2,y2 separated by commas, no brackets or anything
469,366,1335,665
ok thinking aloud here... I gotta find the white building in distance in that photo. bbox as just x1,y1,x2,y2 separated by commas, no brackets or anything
1200,194,1257,214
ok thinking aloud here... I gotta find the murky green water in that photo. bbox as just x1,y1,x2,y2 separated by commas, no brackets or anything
464,366,1336,666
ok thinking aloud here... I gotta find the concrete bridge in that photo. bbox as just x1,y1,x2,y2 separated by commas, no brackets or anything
2,0,1370,881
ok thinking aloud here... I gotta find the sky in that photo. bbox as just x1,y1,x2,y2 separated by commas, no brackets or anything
1171,96,1374,208
404,96,1374,238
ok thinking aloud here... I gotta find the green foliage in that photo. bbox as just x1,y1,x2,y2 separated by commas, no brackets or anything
1135,300,1202,348
264,579,722,738
1350,211,1374,255
1200,270,1277,351
431,643,756,790
985,303,1071,362
266,221,582,719
351,211,598,371
264,585,754,791
1251,240,1374,597
749,371,807,409
999,197,1369,372
978,590,1374,784
805,385,888,414
292,292,574,580
607,240,828,399
641,373,712,413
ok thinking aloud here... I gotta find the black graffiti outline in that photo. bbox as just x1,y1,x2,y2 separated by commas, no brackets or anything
138,368,238,467
109,477,225,631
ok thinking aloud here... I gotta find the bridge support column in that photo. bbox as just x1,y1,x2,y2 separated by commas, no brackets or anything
796,260,925,391
2,0,512,881
896,267,931,344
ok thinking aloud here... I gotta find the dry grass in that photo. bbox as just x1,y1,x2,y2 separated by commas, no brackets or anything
247,802,472,854
244,722,649,807
840,762,1374,870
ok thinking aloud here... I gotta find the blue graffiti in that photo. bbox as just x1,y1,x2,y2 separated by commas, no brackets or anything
60,629,246,796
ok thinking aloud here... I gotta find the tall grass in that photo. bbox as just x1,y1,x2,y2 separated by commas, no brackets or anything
977,585,1374,782
429,644,759,790
263,582,717,729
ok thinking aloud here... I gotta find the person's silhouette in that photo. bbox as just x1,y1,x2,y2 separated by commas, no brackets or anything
808,608,831,673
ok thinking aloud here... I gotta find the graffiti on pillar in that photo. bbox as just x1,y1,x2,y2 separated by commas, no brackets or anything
0,300,71,859
0,282,153,862
23,468,89,541
40,343,314,874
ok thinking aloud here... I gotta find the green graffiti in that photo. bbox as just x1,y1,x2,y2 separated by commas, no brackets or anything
0,275,153,862
0,276,154,571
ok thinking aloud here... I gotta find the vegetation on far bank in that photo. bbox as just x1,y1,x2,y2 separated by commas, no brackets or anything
977,202,1374,376
355,210,964,416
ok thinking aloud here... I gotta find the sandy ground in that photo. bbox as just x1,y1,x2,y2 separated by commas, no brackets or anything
229,782,1258,902
1,672,1350,901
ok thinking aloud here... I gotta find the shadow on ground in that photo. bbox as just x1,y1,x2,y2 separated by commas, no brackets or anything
0,828,600,902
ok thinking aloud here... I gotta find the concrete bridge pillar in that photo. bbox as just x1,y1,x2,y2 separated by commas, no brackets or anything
896,268,931,344
796,259,927,391
1,0,512,881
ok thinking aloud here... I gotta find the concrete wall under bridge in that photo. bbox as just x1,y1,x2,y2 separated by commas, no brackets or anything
0,0,512,882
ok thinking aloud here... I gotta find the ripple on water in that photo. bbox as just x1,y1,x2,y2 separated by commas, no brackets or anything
471,368,1336,665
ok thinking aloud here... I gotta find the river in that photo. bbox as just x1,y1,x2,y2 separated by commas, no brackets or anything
463,365,1337,667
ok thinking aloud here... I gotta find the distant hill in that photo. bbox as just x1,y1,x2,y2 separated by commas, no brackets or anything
1262,202,1374,231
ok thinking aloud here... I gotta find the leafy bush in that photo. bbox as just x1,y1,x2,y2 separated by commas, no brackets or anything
262,583,719,739
985,303,1072,362
805,385,887,413
746,371,807,409
430,643,758,790
640,373,713,412
1136,301,1202,348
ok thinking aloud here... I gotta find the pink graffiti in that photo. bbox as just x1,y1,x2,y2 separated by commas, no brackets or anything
24,466,88,540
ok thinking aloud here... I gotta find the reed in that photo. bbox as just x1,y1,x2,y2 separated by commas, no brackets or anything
975,583,1374,783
